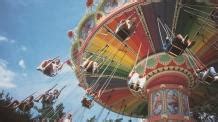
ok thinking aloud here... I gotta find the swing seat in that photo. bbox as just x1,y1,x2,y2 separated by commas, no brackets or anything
81,97,93,109
115,118,123,122
115,28,130,42
18,102,33,112
115,25,131,42
167,38,188,57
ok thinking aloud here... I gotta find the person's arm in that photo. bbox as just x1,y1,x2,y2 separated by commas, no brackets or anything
14,101,24,109
116,20,125,30
57,61,66,70
34,95,43,102
47,84,58,93
55,85,67,98
6,100,19,108
176,34,183,40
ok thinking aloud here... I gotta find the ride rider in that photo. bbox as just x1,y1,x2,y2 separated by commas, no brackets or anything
37,57,65,77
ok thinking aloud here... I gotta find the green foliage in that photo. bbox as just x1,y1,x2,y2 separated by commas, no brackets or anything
34,100,65,121
0,91,32,122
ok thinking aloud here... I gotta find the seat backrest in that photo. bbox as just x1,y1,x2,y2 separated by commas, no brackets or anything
172,38,187,49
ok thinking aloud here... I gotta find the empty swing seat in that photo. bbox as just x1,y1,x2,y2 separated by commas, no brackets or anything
167,38,188,57
115,24,131,42
115,28,130,41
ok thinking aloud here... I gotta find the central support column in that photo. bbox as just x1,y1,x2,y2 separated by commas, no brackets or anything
147,84,192,122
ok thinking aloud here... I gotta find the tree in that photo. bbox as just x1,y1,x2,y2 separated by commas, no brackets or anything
34,101,65,121
0,91,32,122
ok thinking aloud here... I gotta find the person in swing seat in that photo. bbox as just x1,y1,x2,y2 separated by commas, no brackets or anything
137,74,146,92
80,57,99,73
167,34,195,56
63,113,72,122
37,57,65,77
173,34,194,48
35,86,65,107
128,70,146,91
81,96,93,108
85,61,96,73
115,17,137,42
128,70,139,90
196,67,218,83
81,89,98,108
46,87,65,103
163,36,174,51
7,96,35,112
80,57,92,69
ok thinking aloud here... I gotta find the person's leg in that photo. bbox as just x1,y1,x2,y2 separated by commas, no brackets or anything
128,78,132,85
115,23,122,33
85,61,93,72
34,95,43,102
209,67,217,76
134,83,140,91
202,69,210,81
128,73,138,89
214,76,218,81
37,61,47,71
92,62,98,74
81,59,90,68
52,64,58,76
128,78,134,89
164,37,171,51
187,39,195,48
7,100,19,108
129,83,134,89
139,77,146,90
42,64,54,76
128,71,135,78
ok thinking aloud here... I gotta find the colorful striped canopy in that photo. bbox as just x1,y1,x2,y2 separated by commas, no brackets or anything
71,0,218,118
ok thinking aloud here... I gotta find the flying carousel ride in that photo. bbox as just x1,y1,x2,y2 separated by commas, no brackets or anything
67,0,218,121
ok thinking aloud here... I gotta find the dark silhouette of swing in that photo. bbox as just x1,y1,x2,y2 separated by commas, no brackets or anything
81,93,94,109
115,19,136,42
167,35,192,57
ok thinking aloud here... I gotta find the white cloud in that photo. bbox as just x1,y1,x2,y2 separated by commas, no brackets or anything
0,59,16,88
0,59,8,67
21,45,27,51
18,59,26,69
10,40,15,44
0,35,8,43
0,35,15,43
22,73,27,77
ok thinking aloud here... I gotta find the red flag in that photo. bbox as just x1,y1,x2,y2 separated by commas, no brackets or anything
66,60,72,66
68,30,74,39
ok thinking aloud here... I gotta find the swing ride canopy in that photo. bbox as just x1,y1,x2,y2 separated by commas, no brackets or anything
70,0,218,118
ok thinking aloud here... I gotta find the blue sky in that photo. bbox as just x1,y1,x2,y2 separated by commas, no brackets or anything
0,0,141,121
